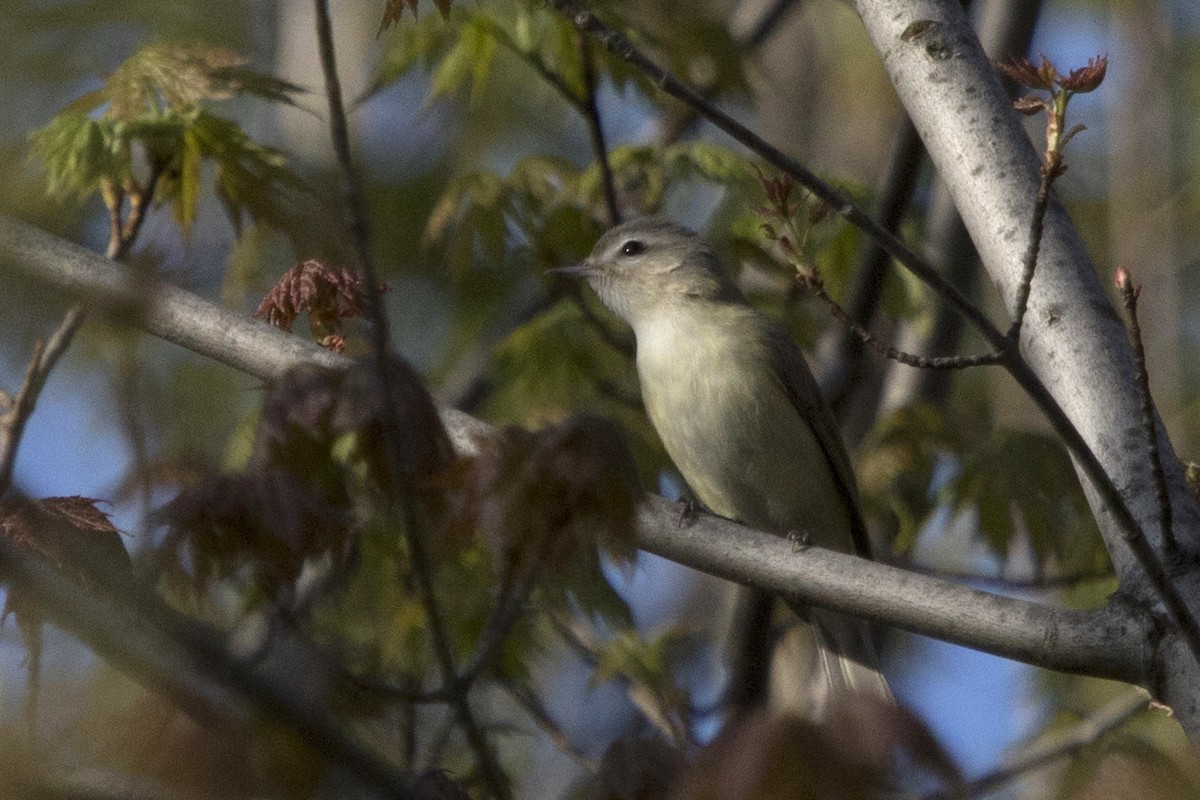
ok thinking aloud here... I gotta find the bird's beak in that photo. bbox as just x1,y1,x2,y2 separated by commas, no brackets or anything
547,260,594,279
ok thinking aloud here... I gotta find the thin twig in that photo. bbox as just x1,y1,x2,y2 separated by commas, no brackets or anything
496,677,599,770
655,0,801,142
824,122,926,412
483,21,619,226
356,538,555,705
0,306,87,496
800,269,1003,370
473,25,631,364
920,690,1149,800
311,3,510,796
458,550,551,687
2,149,163,497
579,37,621,226
104,188,125,260
1005,152,1060,344
1116,268,1178,559
551,0,1200,673
745,0,803,47
106,167,162,261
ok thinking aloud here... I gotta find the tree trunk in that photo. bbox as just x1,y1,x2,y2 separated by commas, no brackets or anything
853,0,1200,736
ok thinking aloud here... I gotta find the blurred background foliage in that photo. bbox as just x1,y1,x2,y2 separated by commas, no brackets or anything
2,0,1200,797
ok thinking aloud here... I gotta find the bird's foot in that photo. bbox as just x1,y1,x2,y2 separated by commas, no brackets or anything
787,529,812,553
675,497,699,528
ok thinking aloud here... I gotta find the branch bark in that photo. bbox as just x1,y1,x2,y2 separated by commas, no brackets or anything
851,0,1200,734
0,213,1156,690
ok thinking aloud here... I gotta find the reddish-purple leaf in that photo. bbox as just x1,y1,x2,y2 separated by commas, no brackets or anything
1059,55,1108,93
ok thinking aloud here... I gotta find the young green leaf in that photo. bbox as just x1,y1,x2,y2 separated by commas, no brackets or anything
29,42,305,238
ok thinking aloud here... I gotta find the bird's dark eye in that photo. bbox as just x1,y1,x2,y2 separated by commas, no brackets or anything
620,240,646,256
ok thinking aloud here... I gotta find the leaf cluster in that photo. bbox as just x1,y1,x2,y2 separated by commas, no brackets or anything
0,496,131,639
371,0,749,109
28,42,304,235
858,400,1109,578
254,258,387,352
425,141,754,278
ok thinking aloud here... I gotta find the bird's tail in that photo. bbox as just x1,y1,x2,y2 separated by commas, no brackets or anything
772,602,892,719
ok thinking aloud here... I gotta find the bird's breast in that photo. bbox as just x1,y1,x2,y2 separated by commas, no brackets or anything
634,309,851,546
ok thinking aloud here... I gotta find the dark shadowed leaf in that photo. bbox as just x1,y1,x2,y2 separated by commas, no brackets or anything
856,404,960,553
0,496,131,592
334,359,458,496
1061,737,1200,799
157,468,351,598
573,736,685,800
250,360,458,559
446,414,639,624
671,699,960,800
945,429,1107,571
0,496,132,666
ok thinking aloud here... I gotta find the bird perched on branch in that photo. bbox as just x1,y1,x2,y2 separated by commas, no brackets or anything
555,217,890,715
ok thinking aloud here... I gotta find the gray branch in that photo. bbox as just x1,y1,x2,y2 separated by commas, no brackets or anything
853,0,1200,736
853,0,1200,588
0,214,1154,687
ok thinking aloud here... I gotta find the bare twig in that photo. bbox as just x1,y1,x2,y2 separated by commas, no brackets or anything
106,166,162,261
655,0,803,142
823,122,926,412
1116,268,1178,559
458,548,552,687
1,157,163,497
1005,152,1060,344
799,267,1003,370
358,535,557,705
743,0,804,47
496,676,599,769
579,37,621,227
479,24,618,226
311,3,510,797
0,306,86,496
921,690,1150,800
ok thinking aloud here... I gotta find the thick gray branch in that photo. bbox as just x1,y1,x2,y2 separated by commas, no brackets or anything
0,214,1152,685
638,495,1143,681
854,0,1200,736
852,0,1200,591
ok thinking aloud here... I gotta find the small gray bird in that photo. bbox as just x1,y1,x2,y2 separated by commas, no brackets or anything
557,217,890,714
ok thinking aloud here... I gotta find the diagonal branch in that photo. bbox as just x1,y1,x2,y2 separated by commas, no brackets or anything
0,214,1155,689
924,690,1151,800
0,534,431,799
0,306,86,496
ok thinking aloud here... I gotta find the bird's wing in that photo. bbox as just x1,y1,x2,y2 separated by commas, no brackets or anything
764,324,872,559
